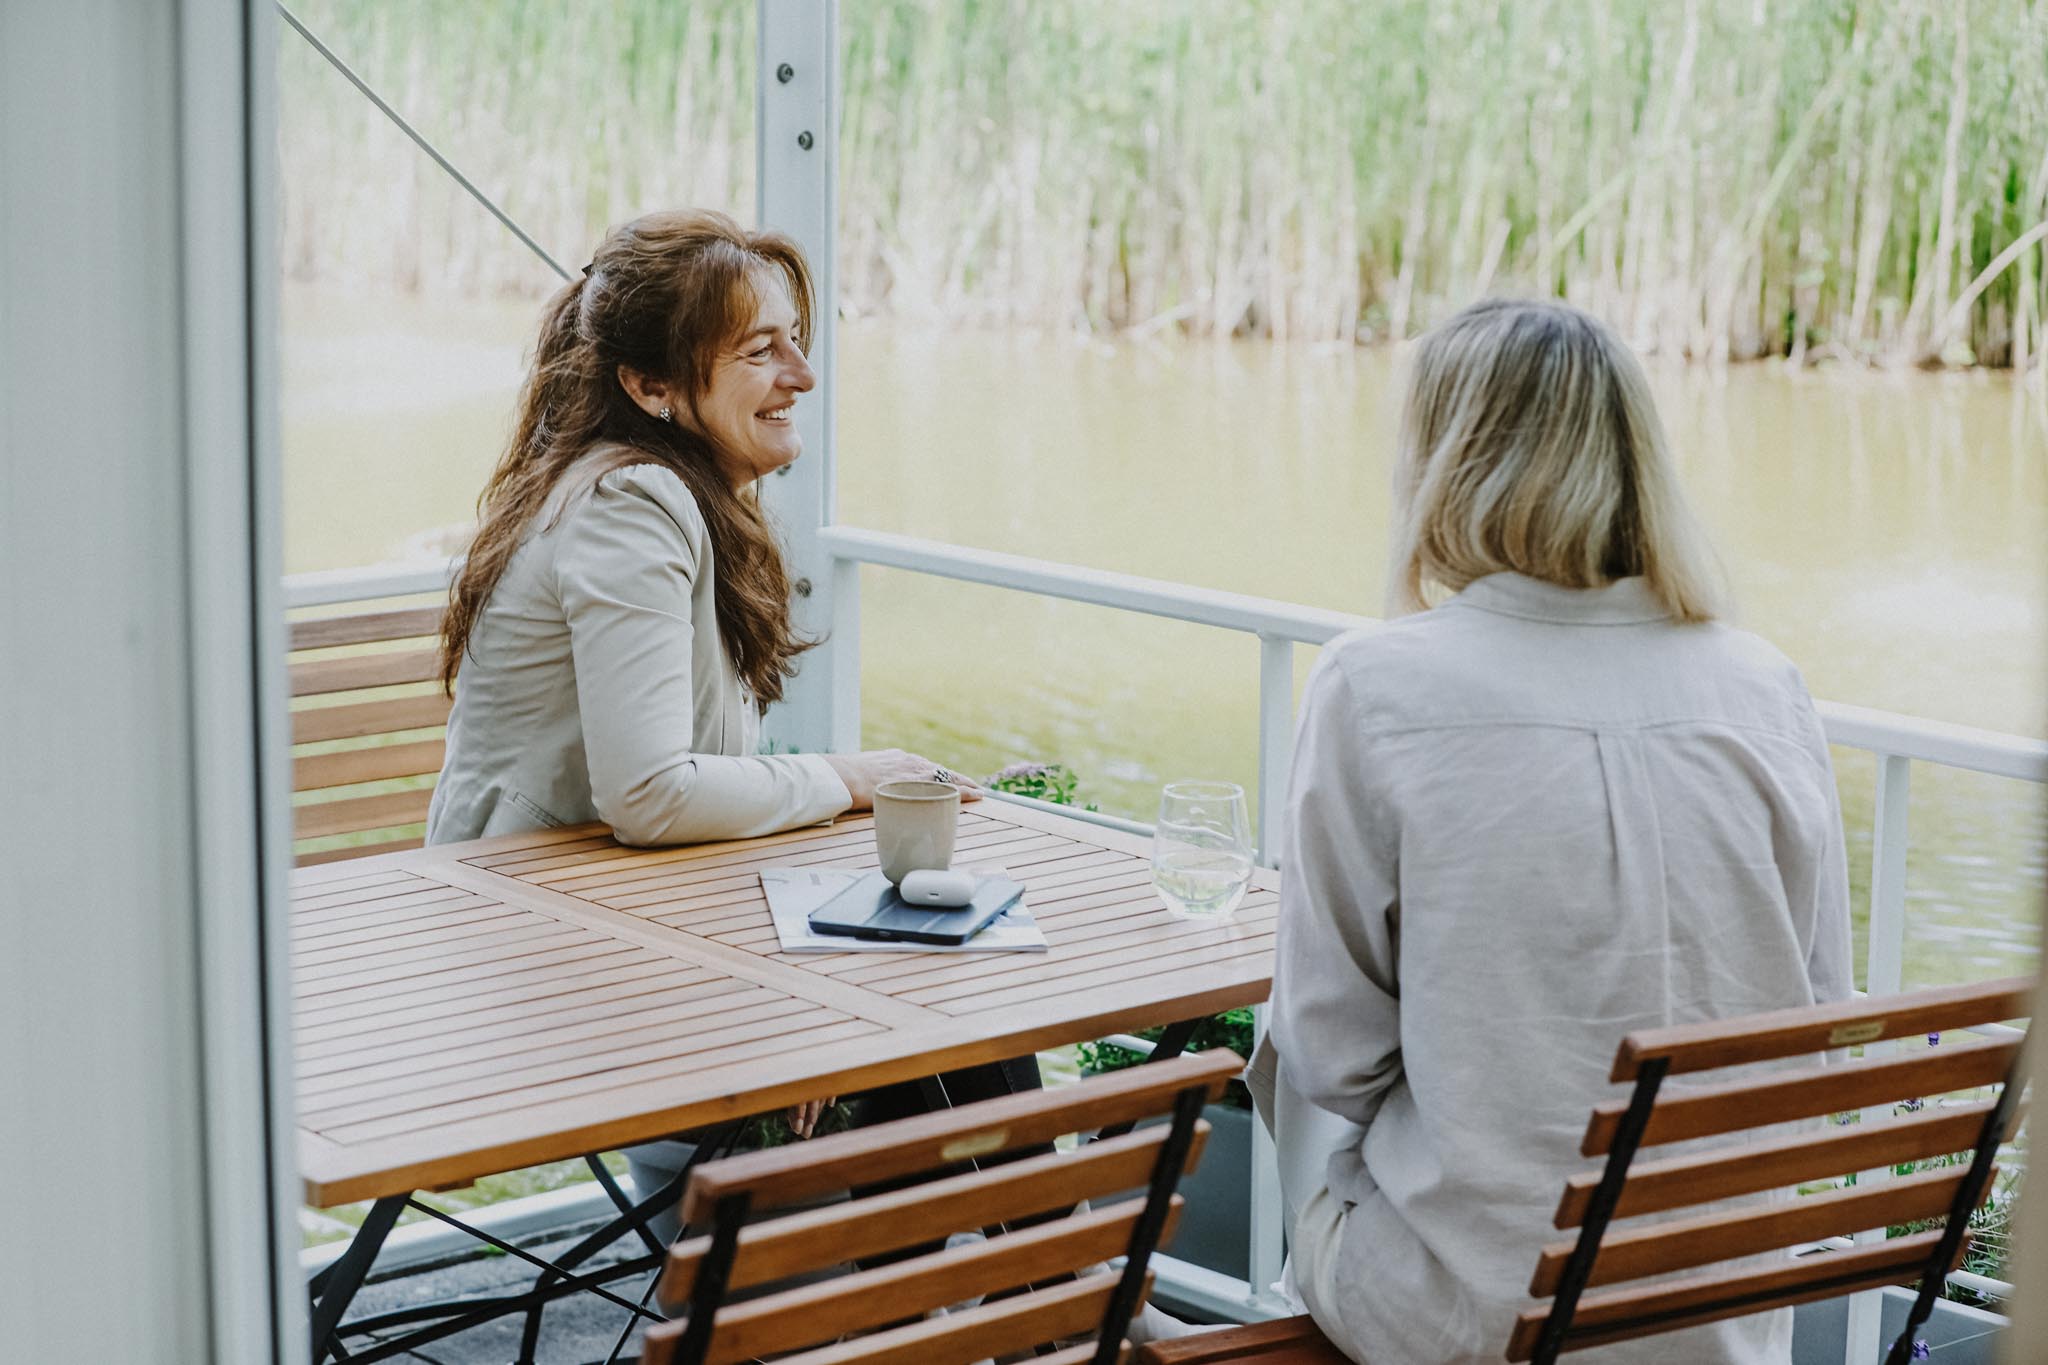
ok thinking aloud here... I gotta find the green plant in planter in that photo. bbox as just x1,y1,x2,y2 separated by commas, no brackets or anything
1078,1008,1257,1110
1879,1142,2023,1302
1825,1077,2026,1302
985,761,1098,812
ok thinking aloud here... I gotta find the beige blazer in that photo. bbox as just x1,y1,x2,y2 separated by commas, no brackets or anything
426,456,850,848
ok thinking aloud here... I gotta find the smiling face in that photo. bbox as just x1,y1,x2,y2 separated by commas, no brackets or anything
682,268,815,488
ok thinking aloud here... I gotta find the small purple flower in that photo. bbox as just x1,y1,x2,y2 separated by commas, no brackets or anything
1910,1340,1930,1360
1927,1032,1941,1047
1901,1097,1925,1112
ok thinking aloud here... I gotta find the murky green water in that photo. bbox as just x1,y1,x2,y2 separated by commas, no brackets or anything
283,286,2046,992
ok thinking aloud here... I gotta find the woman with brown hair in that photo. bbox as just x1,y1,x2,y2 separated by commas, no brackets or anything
429,209,970,857
426,209,1002,1208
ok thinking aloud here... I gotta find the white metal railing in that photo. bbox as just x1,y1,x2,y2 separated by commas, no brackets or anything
290,544,2040,1324
283,558,457,609
816,525,2048,783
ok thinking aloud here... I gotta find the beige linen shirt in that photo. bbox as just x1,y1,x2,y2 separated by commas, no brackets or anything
1268,573,1853,1364
426,457,850,847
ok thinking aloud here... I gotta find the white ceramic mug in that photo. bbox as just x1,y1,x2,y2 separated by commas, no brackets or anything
873,779,960,884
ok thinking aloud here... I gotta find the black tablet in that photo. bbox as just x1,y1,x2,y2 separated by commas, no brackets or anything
807,871,1024,945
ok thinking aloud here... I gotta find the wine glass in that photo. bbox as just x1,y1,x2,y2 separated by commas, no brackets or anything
1151,781,1253,920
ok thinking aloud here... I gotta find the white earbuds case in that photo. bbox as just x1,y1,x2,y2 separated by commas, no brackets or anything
896,868,978,908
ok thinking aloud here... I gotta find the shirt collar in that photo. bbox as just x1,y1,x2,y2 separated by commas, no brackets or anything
1447,572,1673,625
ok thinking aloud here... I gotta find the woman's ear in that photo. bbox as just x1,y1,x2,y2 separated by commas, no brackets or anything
616,365,677,421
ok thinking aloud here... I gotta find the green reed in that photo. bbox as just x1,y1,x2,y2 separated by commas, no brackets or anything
281,0,2048,368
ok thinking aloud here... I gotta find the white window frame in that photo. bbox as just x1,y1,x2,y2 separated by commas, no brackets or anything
2,1,301,1359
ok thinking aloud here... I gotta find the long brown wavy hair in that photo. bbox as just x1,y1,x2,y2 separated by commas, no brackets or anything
440,210,817,703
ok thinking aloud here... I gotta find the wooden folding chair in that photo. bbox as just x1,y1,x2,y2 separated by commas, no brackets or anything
288,604,451,864
1139,977,2033,1365
638,1049,1244,1365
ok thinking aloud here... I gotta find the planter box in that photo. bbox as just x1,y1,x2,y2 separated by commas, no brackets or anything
1109,1101,1255,1281
1793,1288,2007,1364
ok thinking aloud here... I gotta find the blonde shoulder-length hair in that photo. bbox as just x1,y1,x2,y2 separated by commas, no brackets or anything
1386,298,1725,623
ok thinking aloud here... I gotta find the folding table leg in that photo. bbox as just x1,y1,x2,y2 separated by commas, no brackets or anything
1093,1016,1204,1142
513,1124,744,1365
308,1194,405,1365
587,1153,666,1258
1143,1017,1203,1065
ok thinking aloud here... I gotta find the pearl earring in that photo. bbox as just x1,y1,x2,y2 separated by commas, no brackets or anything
657,406,672,423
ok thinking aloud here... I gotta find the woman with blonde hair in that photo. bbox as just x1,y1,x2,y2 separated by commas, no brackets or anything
1260,299,1852,1363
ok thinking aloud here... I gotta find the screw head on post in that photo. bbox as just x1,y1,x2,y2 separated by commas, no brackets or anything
796,130,814,150
776,62,794,84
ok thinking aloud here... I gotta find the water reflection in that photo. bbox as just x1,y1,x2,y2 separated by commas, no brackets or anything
836,326,2047,990
279,290,2047,990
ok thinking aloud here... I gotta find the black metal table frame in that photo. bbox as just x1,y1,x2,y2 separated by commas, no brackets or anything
304,1017,1207,1365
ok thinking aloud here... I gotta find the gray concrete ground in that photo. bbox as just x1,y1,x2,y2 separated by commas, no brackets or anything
334,1227,666,1365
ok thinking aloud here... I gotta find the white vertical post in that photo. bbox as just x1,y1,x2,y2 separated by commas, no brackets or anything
756,0,843,757
187,1,304,1360
1865,754,1912,997
1256,636,1295,867
1,1,297,1360
1247,1004,1289,1311
1846,753,1913,1363
829,553,862,753
1249,641,1293,1314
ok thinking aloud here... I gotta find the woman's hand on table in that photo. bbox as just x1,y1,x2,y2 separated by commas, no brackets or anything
786,1097,836,1139
822,749,983,810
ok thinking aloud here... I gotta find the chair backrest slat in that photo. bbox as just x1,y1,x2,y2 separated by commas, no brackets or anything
288,604,450,863
658,1123,1203,1304
295,789,435,842
1509,1228,1961,1361
765,1270,1136,1365
678,1052,1238,1225
289,605,446,652
644,1051,1237,1365
1554,1098,2010,1227
292,694,452,746
695,1198,1177,1365
291,648,442,697
1580,1036,2017,1155
294,738,446,790
1531,1164,1985,1295
1611,976,2035,1080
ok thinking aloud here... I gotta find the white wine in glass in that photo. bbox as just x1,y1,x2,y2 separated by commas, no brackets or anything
1151,780,1253,920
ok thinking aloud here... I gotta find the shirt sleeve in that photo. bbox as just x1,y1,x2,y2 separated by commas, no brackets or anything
1796,694,1856,1006
553,466,850,846
1271,646,1405,1128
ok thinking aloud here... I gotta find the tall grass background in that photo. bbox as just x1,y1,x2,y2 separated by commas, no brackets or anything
282,0,2048,369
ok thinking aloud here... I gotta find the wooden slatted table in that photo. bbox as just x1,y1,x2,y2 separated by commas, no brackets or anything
296,799,1278,1208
